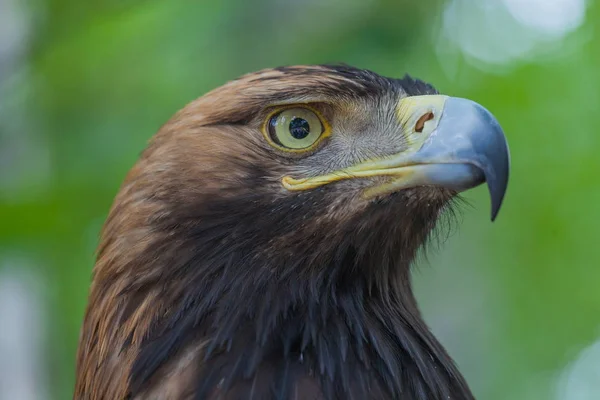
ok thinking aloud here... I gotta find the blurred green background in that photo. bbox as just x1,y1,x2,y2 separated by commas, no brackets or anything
1,0,599,399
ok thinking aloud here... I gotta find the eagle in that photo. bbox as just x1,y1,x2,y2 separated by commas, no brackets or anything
74,65,509,400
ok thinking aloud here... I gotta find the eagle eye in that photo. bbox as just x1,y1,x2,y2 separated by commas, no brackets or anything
265,107,326,151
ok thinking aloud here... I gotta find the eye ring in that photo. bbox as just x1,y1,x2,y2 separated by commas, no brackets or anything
262,105,331,153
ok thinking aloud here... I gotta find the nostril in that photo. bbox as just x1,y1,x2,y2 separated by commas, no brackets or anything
415,112,434,133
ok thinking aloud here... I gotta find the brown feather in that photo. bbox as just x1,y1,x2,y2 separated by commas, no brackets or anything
74,65,472,400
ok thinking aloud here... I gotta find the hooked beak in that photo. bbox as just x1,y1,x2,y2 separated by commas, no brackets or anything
282,95,510,221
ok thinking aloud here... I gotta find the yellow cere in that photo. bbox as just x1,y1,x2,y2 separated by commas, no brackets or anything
396,95,448,151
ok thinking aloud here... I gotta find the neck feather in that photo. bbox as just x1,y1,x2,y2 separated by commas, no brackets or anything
86,186,471,399
127,238,473,400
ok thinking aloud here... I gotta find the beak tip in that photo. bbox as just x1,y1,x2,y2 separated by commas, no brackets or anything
490,179,508,221
487,159,509,222
489,189,507,222
490,205,500,222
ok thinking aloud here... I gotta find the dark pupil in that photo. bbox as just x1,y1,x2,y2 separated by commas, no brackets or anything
289,117,310,140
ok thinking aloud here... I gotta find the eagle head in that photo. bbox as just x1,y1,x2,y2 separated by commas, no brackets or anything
75,65,509,400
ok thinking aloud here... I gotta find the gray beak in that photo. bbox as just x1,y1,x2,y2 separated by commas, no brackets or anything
410,97,510,220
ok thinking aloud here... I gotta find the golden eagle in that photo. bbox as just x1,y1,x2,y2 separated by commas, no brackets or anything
75,65,509,400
